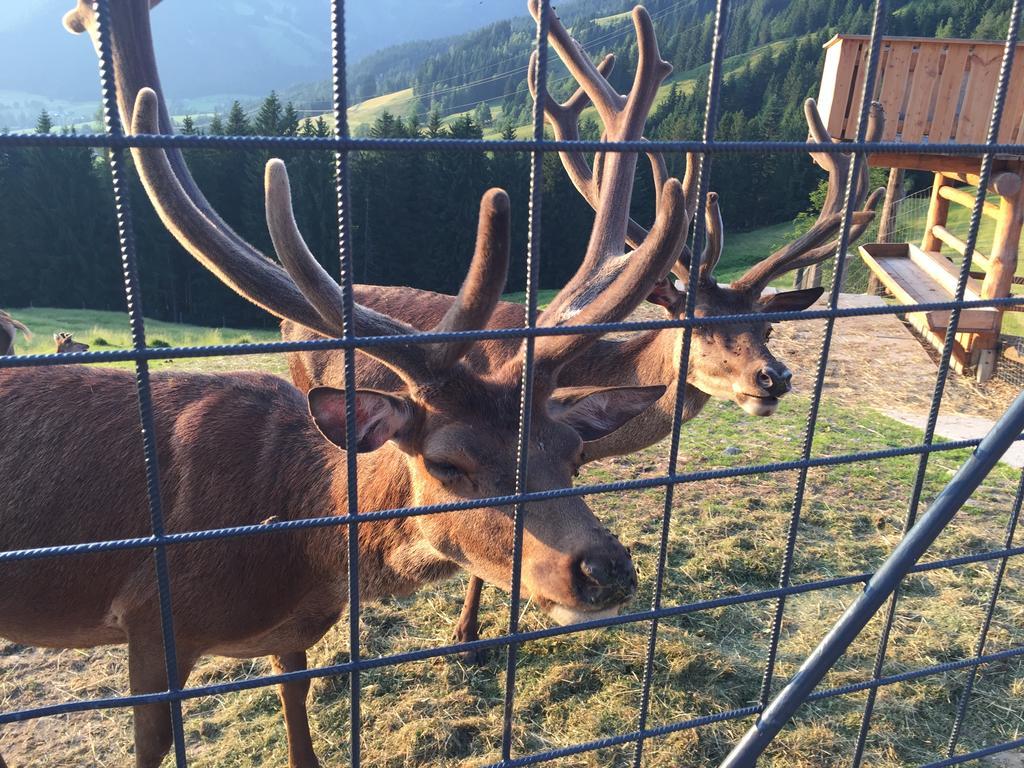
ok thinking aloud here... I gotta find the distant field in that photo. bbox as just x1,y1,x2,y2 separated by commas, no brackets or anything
299,32,801,142
4,307,287,376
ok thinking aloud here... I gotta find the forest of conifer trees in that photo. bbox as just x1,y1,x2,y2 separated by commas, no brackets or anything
0,0,1010,327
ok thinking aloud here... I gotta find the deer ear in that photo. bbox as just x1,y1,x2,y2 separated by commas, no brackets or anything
550,385,666,442
758,286,824,313
307,387,413,453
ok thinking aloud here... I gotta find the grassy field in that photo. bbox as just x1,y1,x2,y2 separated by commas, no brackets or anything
2,304,1024,767
4,307,288,376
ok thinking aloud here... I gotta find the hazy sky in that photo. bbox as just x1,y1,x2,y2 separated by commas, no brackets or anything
0,0,527,107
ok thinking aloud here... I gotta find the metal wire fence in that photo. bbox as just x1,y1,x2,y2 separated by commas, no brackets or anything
3,0,1024,766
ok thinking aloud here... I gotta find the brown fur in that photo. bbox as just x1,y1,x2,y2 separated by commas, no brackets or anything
0,361,655,767
283,279,819,461
281,280,826,665
47,3,689,764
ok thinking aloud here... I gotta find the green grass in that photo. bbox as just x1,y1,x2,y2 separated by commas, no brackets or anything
500,288,559,308
500,224,797,301
2,330,1023,766
4,307,288,375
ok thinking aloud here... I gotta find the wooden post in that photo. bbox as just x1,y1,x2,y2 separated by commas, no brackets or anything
975,176,1024,381
921,172,950,253
870,167,905,294
800,263,823,290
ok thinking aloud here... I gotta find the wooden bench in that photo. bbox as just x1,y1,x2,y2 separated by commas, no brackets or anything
859,242,1000,334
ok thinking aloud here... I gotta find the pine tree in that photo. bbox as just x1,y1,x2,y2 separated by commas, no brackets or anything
35,110,53,135
226,101,250,136
474,101,494,128
426,109,445,139
180,115,197,135
254,91,283,135
281,103,300,136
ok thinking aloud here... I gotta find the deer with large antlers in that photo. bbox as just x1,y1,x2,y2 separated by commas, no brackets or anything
0,311,31,356
283,3,886,658
0,3,689,767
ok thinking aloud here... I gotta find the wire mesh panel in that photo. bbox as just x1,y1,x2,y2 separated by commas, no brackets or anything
2,1,1024,767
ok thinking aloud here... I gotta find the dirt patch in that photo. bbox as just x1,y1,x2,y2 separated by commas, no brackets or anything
988,752,1024,767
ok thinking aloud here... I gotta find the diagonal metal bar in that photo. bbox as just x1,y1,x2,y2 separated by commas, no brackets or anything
851,4,1024,763
944,462,1024,757
719,388,1024,768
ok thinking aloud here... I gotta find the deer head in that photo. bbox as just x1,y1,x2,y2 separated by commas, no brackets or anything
54,331,89,354
535,18,885,416
64,0,689,623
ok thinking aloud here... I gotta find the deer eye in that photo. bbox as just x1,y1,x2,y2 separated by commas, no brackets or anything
424,459,466,481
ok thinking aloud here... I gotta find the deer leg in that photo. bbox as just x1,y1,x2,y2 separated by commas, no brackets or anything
453,576,487,665
127,634,195,768
270,651,319,768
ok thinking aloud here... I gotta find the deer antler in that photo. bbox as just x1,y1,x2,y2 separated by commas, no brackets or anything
130,88,510,385
69,0,512,387
731,98,886,294
528,1,688,342
527,52,688,250
525,7,706,309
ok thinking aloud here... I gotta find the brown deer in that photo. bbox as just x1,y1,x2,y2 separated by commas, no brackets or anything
281,2,886,657
0,311,31,356
0,4,689,768
54,331,90,353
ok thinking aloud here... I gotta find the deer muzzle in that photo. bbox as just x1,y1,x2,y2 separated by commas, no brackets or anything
528,528,637,625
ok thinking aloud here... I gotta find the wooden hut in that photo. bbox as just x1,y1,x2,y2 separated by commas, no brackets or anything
816,34,1024,381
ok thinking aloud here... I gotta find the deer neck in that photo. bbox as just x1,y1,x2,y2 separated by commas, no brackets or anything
573,328,712,462
315,447,460,607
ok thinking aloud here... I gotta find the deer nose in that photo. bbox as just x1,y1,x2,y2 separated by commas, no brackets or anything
575,547,637,608
757,363,792,397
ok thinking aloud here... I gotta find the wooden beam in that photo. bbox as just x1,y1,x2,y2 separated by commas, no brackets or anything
922,173,950,253
872,167,905,295
930,225,994,270
936,185,1000,219
941,170,1022,198
868,153,1024,178
984,193,1024,293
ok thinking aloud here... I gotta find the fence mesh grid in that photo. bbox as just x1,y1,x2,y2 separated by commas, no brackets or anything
3,0,1024,766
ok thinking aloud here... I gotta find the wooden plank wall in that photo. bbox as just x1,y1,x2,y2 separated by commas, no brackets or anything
817,35,1024,146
